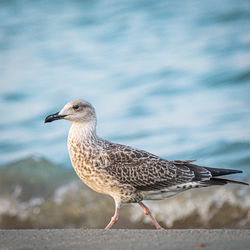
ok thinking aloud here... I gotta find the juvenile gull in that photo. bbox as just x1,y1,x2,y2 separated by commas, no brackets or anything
44,99,248,230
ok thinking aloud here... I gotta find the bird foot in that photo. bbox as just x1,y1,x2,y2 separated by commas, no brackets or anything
156,225,165,230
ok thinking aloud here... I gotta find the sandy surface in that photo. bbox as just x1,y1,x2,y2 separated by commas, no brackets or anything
0,229,249,250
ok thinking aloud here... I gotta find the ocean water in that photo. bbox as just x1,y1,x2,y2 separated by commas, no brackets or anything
0,0,250,228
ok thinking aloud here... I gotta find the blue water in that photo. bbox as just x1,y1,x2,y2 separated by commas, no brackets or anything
0,0,250,177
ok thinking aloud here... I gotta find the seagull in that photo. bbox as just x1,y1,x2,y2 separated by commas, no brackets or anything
44,99,248,230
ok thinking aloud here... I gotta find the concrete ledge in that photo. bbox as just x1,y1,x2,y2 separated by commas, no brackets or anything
0,229,249,250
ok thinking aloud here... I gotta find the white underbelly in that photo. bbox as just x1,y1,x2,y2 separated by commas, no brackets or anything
142,190,182,200
142,182,201,200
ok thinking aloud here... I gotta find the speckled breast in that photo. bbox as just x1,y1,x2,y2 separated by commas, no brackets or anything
67,140,119,196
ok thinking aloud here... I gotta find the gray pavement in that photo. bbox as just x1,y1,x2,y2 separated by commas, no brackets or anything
0,229,249,250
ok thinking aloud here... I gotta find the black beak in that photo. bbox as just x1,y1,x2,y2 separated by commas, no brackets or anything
44,112,66,123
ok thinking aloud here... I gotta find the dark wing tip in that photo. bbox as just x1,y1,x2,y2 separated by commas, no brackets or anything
204,167,243,177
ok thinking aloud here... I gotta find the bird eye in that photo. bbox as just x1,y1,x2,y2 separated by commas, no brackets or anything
73,105,79,110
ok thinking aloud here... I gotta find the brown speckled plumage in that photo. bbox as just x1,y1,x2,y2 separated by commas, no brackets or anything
45,99,247,230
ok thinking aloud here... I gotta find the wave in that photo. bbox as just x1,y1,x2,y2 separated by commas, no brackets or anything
0,157,249,229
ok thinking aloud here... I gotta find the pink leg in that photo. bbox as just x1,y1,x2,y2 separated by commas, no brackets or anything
105,204,120,229
139,201,165,230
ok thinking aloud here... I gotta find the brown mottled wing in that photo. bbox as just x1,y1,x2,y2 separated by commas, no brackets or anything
103,142,211,191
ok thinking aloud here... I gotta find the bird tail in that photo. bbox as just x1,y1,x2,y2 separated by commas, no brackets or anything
206,177,249,186
200,166,249,186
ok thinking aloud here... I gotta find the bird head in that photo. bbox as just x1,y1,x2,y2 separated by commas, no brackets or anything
44,99,96,124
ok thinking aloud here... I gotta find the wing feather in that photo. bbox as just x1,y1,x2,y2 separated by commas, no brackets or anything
102,142,211,191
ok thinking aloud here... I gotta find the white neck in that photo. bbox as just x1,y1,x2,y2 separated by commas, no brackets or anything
68,120,97,144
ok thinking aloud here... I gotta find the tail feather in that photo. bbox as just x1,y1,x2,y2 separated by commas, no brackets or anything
203,177,249,186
